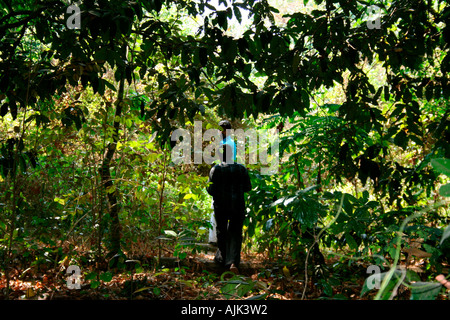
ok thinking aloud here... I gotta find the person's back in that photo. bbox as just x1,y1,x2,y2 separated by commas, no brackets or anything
206,144,252,272
207,162,251,213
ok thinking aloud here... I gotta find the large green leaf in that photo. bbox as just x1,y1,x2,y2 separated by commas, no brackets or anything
220,275,254,299
100,271,113,283
439,183,450,197
410,282,442,300
431,158,450,177
441,224,450,245
345,232,358,250
431,159,450,197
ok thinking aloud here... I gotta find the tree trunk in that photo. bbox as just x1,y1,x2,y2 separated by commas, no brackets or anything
100,77,125,257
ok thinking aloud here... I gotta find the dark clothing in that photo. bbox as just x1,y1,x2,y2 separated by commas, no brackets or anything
207,162,252,214
207,163,252,267
214,209,244,267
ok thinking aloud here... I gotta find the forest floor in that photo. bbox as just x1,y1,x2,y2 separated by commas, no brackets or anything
0,246,447,300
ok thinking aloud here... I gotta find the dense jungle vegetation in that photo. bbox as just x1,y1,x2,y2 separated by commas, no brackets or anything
0,0,450,301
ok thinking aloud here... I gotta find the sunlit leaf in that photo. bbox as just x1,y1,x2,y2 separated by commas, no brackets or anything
439,183,450,197
431,158,450,177
441,224,450,245
164,230,178,237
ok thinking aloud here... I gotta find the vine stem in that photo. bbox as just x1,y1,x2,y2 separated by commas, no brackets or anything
157,146,168,265
301,192,345,300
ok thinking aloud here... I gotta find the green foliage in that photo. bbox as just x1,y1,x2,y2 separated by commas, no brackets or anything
410,282,443,300
361,268,421,300
431,158,450,197
219,273,268,300
1,0,450,300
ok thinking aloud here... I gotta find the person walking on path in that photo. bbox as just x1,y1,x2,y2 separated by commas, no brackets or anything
208,120,237,245
207,144,252,274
